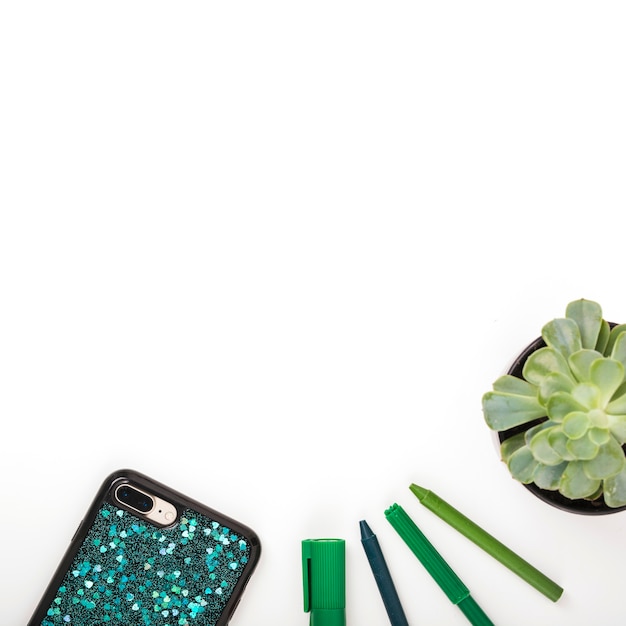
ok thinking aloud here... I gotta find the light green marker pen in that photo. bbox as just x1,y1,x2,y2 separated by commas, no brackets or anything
410,483,563,602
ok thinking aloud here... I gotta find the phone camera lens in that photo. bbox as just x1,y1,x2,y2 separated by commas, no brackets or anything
115,484,154,513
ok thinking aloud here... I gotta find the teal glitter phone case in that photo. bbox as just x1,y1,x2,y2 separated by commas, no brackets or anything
28,470,261,626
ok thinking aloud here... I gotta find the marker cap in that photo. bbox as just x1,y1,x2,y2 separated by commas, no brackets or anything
302,538,346,626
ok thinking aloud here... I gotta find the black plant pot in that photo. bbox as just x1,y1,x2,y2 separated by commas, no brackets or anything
497,335,626,515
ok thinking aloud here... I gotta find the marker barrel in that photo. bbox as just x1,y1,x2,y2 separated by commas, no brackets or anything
385,503,494,626
410,485,563,602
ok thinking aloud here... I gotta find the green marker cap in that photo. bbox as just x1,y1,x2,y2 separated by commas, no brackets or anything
302,538,346,626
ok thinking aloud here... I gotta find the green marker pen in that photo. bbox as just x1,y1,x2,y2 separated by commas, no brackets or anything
302,538,346,626
385,503,494,626
409,483,563,602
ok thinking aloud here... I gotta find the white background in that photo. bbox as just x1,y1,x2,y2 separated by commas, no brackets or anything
2,3,626,625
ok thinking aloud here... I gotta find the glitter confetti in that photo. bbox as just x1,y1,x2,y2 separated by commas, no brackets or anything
40,504,252,626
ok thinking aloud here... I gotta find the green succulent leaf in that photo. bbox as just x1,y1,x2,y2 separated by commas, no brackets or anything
561,411,589,440
571,383,602,410
533,462,567,491
588,427,611,446
566,299,603,350
606,324,626,356
500,432,527,462
566,434,599,460
608,414,626,444
538,372,574,406
546,391,586,422
595,319,611,355
542,318,582,358
493,375,538,397
548,429,577,461
590,358,625,406
607,390,626,415
612,382,626,402
568,349,603,383
603,466,626,507
583,437,625,479
482,391,545,431
500,432,526,462
524,421,553,446
559,461,601,499
508,446,539,483
588,485,605,501
610,330,626,370
529,427,563,465
522,347,572,386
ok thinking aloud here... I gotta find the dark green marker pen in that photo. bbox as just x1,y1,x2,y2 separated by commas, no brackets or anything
385,503,494,626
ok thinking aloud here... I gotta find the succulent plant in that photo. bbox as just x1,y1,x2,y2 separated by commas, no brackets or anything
482,299,626,508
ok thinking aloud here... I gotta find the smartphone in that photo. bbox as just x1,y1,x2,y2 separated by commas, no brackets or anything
27,469,261,626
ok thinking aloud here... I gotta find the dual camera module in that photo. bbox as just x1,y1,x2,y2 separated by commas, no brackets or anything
114,483,178,527
116,484,154,513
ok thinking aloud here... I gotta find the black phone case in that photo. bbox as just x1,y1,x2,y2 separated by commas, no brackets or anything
28,469,261,626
